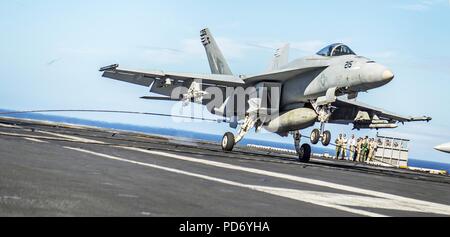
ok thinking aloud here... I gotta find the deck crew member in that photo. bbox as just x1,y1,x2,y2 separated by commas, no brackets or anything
368,139,378,163
335,134,343,159
356,138,362,162
361,136,369,162
341,134,348,160
349,135,357,161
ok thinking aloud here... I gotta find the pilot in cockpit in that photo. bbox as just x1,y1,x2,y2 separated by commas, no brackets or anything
317,44,356,57
333,46,342,56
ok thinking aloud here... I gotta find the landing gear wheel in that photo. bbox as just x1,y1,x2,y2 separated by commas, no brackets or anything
321,130,331,146
298,144,311,163
310,129,320,145
222,132,235,152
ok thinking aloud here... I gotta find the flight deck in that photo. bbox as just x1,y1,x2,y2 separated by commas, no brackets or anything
1,117,450,217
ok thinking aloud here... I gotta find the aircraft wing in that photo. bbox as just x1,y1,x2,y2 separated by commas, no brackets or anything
100,64,245,97
330,97,431,129
243,58,330,85
243,65,328,85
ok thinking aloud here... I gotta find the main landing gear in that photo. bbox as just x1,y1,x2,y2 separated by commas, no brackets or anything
310,102,333,147
310,126,331,146
293,131,311,163
222,129,312,163
221,132,236,151
221,114,257,152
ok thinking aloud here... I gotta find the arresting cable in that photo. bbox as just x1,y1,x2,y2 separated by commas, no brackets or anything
0,109,229,123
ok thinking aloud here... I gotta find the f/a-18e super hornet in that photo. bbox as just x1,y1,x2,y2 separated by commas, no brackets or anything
100,28,431,162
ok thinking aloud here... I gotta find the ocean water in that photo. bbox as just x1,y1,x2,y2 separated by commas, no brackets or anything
408,159,450,173
1,110,449,173
0,110,334,155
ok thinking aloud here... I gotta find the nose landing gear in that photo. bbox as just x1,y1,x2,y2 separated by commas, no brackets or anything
310,127,331,146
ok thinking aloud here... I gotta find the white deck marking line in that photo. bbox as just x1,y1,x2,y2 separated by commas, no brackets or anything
121,146,450,216
37,131,106,144
64,146,385,217
0,123,22,129
24,138,48,143
49,133,450,216
0,131,104,144
0,132,60,140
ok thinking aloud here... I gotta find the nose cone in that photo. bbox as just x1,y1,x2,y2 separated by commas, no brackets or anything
360,63,395,90
382,70,395,81
435,143,450,154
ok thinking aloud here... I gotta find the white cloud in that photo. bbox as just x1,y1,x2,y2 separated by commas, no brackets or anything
397,0,448,11
398,3,430,11
291,40,326,53
136,37,253,65
246,40,325,54
365,50,399,64
370,51,398,59
379,122,450,162
134,37,327,66
139,39,203,65
58,47,109,56
382,123,450,147
215,37,253,59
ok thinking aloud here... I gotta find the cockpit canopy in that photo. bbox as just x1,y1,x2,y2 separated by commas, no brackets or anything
317,43,356,57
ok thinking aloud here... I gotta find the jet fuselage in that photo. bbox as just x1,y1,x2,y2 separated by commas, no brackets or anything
280,54,394,111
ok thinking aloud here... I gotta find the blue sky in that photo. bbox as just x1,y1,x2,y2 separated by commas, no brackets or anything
1,0,449,162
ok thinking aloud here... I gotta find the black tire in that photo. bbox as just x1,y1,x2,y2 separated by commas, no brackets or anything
222,132,235,152
298,144,311,163
321,130,331,146
310,129,320,145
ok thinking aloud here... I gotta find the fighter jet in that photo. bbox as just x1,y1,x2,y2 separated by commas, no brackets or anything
100,28,431,162
435,143,450,154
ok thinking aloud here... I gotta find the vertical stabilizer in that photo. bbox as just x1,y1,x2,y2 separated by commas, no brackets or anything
267,43,290,72
200,28,233,75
